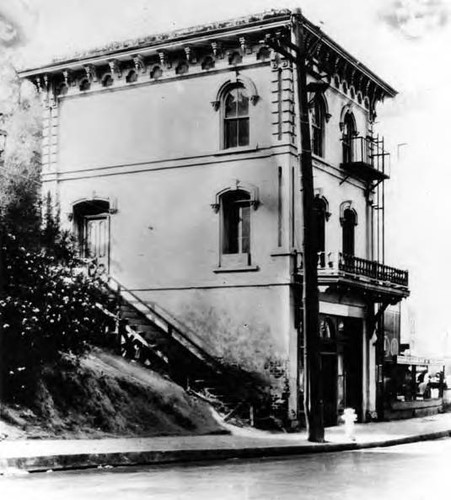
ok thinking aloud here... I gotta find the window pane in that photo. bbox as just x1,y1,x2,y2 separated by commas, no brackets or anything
222,191,251,256
238,118,249,146
237,88,249,116
225,90,237,118
225,119,238,148
224,202,240,254
240,205,250,253
313,126,322,156
342,210,355,256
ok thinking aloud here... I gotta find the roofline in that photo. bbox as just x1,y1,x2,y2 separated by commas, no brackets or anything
302,17,397,98
19,9,396,97
19,11,292,76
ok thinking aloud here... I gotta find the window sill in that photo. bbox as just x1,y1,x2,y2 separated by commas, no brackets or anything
213,265,260,273
213,145,258,157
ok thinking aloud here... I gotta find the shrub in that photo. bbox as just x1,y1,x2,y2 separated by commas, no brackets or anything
0,68,113,404
0,225,111,403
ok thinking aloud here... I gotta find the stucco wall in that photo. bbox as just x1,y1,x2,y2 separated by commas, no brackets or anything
57,66,273,170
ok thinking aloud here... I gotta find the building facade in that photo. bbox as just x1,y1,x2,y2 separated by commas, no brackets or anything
21,10,409,425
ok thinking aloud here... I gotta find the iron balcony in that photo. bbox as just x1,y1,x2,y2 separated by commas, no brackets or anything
297,252,409,301
341,135,389,183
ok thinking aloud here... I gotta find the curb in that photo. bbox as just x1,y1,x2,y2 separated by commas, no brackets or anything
2,429,451,474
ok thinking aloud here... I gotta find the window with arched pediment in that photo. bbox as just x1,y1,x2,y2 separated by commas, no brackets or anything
311,96,327,157
342,111,356,164
341,207,357,256
221,189,251,257
213,77,259,151
223,84,250,149
212,183,260,269
313,196,328,268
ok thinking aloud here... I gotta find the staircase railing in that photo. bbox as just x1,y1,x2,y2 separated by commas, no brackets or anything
94,301,169,369
99,273,223,372
87,266,274,427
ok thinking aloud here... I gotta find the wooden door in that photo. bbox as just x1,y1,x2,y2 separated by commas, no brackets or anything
84,215,110,274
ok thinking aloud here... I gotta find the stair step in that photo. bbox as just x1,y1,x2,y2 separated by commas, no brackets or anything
104,279,263,427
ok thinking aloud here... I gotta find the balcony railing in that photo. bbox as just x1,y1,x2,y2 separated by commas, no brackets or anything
317,252,409,288
341,135,389,182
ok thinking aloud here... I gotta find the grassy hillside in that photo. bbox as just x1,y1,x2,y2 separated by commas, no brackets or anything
0,348,226,439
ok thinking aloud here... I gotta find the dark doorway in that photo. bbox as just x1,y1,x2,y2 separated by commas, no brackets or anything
319,317,337,426
342,318,363,419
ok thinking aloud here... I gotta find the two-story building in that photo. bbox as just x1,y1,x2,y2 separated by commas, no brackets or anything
20,9,409,426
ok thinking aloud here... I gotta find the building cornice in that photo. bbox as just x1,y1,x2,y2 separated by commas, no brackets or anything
19,9,396,106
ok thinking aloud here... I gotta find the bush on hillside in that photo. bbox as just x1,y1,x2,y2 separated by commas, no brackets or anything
0,77,113,404
0,229,111,403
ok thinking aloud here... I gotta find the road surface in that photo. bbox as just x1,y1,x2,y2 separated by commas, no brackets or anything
1,438,449,499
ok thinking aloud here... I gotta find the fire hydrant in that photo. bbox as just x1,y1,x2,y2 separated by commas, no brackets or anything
341,408,357,441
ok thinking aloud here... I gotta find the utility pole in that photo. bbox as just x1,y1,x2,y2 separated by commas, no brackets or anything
266,9,324,442
0,116,5,410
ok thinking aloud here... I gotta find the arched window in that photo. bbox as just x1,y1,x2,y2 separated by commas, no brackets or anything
313,196,327,267
221,189,251,257
311,97,326,157
212,183,259,270
342,111,356,164
223,84,250,149
342,208,357,256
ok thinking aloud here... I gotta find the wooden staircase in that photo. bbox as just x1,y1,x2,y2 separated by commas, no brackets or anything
96,275,270,425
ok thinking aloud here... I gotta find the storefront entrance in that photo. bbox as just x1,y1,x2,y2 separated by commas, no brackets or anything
319,315,363,425
342,318,363,419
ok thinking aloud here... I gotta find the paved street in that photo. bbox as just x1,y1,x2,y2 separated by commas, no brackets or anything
1,438,450,500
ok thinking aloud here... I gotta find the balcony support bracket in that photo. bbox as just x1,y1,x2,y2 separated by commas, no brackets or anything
339,174,351,186
372,300,390,334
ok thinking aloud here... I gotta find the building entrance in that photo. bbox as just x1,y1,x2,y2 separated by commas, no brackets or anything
72,199,111,274
342,318,363,420
319,315,363,424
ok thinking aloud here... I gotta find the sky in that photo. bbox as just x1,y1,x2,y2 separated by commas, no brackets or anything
1,0,451,356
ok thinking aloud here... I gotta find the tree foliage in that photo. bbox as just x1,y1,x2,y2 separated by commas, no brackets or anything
0,60,112,404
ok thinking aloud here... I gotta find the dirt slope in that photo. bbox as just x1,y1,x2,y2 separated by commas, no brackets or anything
0,348,226,439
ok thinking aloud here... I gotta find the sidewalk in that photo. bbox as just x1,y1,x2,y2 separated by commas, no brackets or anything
2,412,451,474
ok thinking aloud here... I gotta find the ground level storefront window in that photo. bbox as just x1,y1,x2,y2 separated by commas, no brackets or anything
384,356,445,404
